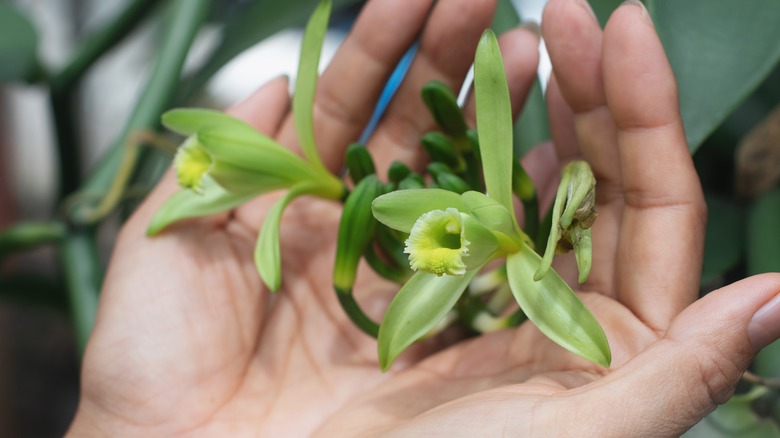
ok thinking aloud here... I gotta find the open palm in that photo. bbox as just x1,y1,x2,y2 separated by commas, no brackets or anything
69,0,780,437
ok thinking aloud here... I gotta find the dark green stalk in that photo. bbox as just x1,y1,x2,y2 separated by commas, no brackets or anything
58,0,212,356
49,0,160,198
58,230,101,355
335,288,379,337
0,221,66,262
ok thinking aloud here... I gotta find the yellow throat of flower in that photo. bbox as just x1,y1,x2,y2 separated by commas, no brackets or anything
405,208,469,276
174,137,213,194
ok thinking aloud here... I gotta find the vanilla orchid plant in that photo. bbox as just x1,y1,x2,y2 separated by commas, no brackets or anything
147,0,610,372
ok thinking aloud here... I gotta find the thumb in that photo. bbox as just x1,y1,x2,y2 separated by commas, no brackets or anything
569,273,780,437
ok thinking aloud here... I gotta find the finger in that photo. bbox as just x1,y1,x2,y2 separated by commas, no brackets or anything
462,25,541,127
542,0,623,295
545,75,578,162
130,76,291,227
275,0,434,171
549,274,780,437
367,0,497,176
603,2,706,331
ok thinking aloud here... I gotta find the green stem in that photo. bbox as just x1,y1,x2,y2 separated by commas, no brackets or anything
49,0,160,198
335,287,379,337
58,229,101,355
0,221,66,262
78,0,211,202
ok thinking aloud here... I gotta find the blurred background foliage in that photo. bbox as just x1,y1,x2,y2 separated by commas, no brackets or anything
0,0,779,435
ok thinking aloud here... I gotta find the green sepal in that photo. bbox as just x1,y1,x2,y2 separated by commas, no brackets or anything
345,143,375,185
255,184,311,292
196,123,319,181
162,108,250,136
209,161,293,195
148,176,254,236
378,269,478,371
333,175,383,290
372,189,467,233
535,168,569,281
293,0,331,170
421,80,467,137
506,249,611,367
474,29,515,222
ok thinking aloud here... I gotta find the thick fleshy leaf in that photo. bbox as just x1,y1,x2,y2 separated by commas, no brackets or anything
701,194,744,283
255,186,310,292
293,0,331,169
474,29,516,221
747,188,780,276
378,269,478,371
197,124,317,179
147,177,253,235
683,388,780,437
421,80,467,137
507,249,611,366
372,189,467,233
648,0,780,151
162,108,251,136
0,4,39,82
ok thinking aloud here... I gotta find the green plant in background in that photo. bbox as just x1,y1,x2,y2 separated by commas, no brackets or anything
2,0,780,434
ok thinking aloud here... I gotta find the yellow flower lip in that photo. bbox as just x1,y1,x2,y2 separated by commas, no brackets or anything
174,136,213,194
405,208,470,276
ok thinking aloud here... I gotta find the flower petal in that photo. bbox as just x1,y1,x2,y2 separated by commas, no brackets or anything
372,189,466,233
507,250,611,367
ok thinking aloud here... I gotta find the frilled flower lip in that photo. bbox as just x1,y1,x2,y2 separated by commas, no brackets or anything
174,136,212,194
404,208,470,276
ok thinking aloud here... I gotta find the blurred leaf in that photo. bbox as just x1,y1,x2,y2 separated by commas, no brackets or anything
701,195,744,284
178,0,364,101
586,1,780,152
475,30,516,221
648,0,780,151
586,0,622,27
747,188,780,276
684,389,780,437
0,222,66,261
0,3,39,82
378,270,478,371
492,0,520,35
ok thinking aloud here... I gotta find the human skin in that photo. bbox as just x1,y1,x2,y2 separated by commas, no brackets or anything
67,0,780,436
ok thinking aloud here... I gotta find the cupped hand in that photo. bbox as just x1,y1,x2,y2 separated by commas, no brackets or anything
69,0,780,437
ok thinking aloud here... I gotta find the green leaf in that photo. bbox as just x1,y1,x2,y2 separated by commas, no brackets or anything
506,249,611,367
491,0,521,35
701,194,744,284
0,222,66,261
378,269,478,371
421,81,467,137
255,185,311,292
747,188,780,276
147,177,254,235
197,124,317,179
647,0,780,151
293,0,331,170
372,189,467,233
0,3,39,82
474,29,516,222
683,389,780,437
162,108,252,136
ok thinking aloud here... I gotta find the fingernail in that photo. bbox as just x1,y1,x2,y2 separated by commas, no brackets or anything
622,0,653,27
520,20,541,38
749,293,780,350
576,0,599,24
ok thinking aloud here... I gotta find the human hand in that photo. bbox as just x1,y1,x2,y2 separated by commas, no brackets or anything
68,0,780,436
